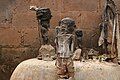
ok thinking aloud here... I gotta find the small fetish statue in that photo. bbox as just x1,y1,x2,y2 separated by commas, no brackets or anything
75,30,83,49
30,6,52,45
72,30,83,61
55,18,75,79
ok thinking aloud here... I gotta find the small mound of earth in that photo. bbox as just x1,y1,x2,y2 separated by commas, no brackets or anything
74,60,120,80
10,59,120,80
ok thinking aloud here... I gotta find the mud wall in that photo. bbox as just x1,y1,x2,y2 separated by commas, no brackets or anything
0,0,120,80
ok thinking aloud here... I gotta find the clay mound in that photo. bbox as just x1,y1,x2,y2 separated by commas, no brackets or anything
10,59,120,80
74,61,120,80
10,59,57,80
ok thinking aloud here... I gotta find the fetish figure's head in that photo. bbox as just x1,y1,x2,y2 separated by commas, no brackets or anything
36,8,52,20
59,17,76,34
75,30,83,37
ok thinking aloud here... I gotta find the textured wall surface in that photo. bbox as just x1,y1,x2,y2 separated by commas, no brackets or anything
0,0,120,80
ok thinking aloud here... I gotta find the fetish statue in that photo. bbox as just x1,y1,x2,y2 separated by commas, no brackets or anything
55,18,75,79
75,30,83,49
30,6,55,61
30,6,52,45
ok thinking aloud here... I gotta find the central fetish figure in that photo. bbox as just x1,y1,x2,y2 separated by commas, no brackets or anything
55,18,76,79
